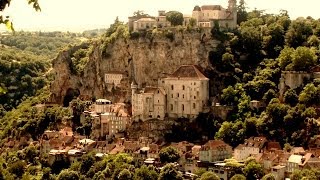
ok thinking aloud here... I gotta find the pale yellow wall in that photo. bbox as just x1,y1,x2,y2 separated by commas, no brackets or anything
164,79,209,118
105,73,123,87
133,19,157,31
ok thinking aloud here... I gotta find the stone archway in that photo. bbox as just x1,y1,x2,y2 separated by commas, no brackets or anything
63,88,80,107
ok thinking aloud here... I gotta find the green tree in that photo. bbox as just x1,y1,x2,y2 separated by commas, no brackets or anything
243,160,264,180
8,160,26,178
237,0,248,24
158,163,183,180
277,46,295,70
57,170,80,180
118,169,133,180
134,165,158,180
166,11,184,26
284,89,298,106
199,171,220,180
159,146,180,163
291,46,317,71
285,18,313,48
262,173,276,180
308,35,320,47
230,174,246,180
188,18,197,28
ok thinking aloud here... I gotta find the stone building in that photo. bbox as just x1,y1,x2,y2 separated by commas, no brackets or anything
94,99,112,114
161,65,209,119
129,10,194,32
131,85,166,121
131,65,209,121
192,0,237,29
199,140,232,162
234,137,267,161
104,71,126,87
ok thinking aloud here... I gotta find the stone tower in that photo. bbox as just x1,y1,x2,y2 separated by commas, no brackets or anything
228,0,237,27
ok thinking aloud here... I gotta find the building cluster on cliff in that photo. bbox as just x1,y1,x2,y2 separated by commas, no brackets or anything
128,0,237,32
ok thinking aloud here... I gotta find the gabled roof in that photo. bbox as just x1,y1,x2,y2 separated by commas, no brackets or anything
166,65,208,80
201,5,222,11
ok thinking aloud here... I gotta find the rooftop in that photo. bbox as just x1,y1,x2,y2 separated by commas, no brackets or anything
167,65,208,80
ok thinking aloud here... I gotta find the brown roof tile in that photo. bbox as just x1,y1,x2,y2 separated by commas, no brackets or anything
201,5,222,11
167,65,208,80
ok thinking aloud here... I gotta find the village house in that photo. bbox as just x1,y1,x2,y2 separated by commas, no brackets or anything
271,165,286,180
234,137,268,161
192,0,237,29
199,140,232,163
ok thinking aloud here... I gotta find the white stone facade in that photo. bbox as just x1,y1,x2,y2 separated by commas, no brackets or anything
192,0,237,29
131,65,209,121
105,71,125,87
131,85,166,121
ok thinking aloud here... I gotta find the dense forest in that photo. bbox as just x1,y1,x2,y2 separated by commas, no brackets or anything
1,3,320,179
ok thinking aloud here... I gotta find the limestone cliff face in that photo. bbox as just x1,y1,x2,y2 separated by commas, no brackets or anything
50,31,219,105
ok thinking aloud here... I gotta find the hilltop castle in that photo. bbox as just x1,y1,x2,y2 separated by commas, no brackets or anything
128,0,237,32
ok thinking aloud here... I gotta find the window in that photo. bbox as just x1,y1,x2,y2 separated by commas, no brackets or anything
171,94,173,98
177,93,179,98
194,96,196,99
171,85,174,90
182,85,185,90
170,104,173,111
182,104,184,111
183,94,184,99
193,103,196,109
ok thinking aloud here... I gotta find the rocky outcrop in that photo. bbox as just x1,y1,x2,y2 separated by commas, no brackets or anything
50,31,219,105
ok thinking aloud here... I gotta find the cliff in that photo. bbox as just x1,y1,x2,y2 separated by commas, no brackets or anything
50,30,219,105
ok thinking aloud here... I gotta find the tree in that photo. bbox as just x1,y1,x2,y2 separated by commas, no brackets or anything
237,0,248,24
243,160,264,180
277,46,295,70
188,18,197,28
230,174,246,180
134,165,158,180
284,89,298,106
0,0,41,30
166,11,184,26
118,169,133,180
158,163,183,180
8,160,26,178
262,173,276,180
291,46,317,71
57,170,80,180
159,146,180,163
199,171,220,180
285,18,313,48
